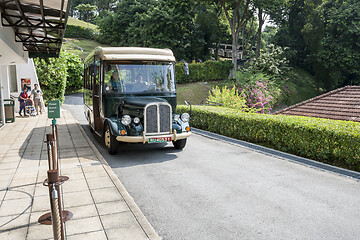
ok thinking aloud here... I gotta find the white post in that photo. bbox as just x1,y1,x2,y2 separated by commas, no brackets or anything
0,67,5,126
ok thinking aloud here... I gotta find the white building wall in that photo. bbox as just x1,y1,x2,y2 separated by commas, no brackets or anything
16,59,39,92
0,12,29,126
1,65,10,99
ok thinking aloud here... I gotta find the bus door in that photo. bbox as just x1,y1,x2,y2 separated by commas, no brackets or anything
92,63,102,132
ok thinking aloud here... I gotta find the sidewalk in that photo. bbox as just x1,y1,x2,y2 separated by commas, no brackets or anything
0,109,161,240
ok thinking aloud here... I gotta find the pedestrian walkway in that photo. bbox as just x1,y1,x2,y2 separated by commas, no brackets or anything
0,109,161,240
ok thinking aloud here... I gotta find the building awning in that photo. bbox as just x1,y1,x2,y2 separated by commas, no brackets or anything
0,0,70,58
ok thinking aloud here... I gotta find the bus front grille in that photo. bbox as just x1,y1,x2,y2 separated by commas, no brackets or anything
145,103,171,134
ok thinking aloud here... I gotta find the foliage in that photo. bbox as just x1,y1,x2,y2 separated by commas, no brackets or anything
70,0,116,17
275,0,360,92
75,4,97,23
96,0,229,61
238,79,279,113
34,51,84,102
65,25,96,39
207,85,254,111
177,105,360,172
63,51,84,91
34,52,68,104
245,44,291,77
233,45,295,111
175,60,233,83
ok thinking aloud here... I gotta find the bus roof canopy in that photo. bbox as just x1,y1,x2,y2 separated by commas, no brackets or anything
86,47,176,63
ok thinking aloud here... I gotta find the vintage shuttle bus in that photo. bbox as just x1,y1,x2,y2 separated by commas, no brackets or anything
83,47,191,154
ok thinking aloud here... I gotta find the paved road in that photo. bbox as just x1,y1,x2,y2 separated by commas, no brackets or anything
63,94,360,240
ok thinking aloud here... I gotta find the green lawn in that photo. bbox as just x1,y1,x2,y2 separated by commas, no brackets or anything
176,68,319,109
176,81,223,105
67,17,97,30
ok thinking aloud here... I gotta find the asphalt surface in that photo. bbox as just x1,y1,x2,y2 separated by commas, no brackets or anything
63,93,360,240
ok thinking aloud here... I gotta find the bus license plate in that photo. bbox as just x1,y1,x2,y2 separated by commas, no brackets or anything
149,137,172,143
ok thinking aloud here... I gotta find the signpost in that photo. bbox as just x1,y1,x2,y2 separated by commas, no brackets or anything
48,100,60,119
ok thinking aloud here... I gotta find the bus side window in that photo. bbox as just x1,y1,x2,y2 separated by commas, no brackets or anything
94,66,100,95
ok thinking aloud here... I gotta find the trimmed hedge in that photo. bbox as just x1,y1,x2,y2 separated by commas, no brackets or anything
34,54,67,104
64,25,95,39
63,51,84,91
177,105,360,172
175,60,233,84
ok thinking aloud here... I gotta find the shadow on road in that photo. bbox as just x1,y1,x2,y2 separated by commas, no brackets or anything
80,123,180,168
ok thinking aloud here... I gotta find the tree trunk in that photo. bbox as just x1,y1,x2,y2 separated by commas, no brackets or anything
256,9,264,58
232,31,239,71
215,43,219,60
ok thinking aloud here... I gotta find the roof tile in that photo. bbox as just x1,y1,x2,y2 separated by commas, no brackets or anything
275,86,360,122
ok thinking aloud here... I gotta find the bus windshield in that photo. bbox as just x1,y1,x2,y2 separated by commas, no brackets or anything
103,62,176,94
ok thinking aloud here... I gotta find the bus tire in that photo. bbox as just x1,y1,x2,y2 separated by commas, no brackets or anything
104,123,118,154
172,139,187,150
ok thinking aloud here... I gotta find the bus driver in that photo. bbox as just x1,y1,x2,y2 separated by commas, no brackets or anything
132,74,148,92
107,70,121,91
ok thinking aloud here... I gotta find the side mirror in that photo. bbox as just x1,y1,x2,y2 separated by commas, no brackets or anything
90,63,97,77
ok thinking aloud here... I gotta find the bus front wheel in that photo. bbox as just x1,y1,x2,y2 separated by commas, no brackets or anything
104,124,118,154
172,139,187,150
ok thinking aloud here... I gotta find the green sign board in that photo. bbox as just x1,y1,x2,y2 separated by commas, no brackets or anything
48,100,60,119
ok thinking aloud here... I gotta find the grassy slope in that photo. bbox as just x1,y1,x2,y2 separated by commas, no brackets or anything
63,18,111,59
177,69,319,107
177,82,220,105
62,38,112,59
67,17,97,30
290,67,318,103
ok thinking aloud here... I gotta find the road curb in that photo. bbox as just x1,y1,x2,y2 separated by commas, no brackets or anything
75,115,162,240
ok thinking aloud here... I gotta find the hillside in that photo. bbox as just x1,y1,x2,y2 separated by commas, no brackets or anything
67,17,97,30
63,17,111,59
62,18,318,107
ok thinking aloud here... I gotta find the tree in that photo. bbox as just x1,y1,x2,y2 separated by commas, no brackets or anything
76,4,97,23
316,0,360,89
275,0,360,92
219,0,252,71
97,0,199,60
252,0,286,58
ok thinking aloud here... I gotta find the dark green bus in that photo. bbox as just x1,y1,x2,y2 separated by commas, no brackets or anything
84,47,191,154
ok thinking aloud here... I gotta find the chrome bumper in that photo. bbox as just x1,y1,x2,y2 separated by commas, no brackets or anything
116,131,192,143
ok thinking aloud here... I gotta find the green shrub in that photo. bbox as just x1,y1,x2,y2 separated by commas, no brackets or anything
34,52,67,104
177,105,360,172
63,51,84,91
175,60,233,83
64,25,95,39
207,85,254,112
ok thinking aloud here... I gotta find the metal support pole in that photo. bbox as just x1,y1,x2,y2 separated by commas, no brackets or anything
46,134,54,170
39,130,72,228
52,118,59,160
51,119,68,183
47,170,64,240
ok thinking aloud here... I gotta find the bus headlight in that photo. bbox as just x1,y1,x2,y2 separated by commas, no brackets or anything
180,113,190,122
121,115,132,126
133,117,140,124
